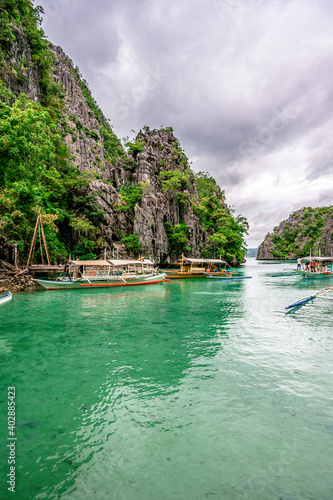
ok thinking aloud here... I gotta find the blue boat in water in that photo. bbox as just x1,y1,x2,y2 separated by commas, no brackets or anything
0,291,12,305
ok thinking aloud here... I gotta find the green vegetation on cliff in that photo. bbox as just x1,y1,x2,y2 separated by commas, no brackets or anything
258,206,333,259
194,172,248,263
0,1,115,262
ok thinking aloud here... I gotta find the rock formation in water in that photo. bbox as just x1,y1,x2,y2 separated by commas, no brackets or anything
257,206,333,259
0,2,248,266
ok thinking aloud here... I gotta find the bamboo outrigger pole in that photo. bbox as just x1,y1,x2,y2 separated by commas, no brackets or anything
26,208,51,268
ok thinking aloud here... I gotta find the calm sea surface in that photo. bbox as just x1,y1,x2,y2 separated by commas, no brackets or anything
0,259,332,499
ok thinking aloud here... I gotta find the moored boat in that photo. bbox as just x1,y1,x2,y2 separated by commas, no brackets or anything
294,256,333,279
165,256,240,279
0,291,12,305
165,257,208,279
33,259,167,290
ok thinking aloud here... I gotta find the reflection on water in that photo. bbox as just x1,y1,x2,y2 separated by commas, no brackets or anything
0,263,332,499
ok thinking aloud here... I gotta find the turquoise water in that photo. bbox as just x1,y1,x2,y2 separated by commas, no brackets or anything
0,259,332,499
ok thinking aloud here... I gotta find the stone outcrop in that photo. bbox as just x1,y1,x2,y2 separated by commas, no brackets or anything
90,129,208,263
0,236,18,265
48,47,228,263
257,207,333,259
0,25,41,102
51,44,114,173
0,271,34,294
257,234,274,260
0,23,242,267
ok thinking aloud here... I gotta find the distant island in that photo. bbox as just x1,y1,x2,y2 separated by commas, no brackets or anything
257,206,333,259
246,248,258,258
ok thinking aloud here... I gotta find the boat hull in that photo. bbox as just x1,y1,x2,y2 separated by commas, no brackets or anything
165,271,234,279
165,272,206,279
33,274,168,290
294,270,333,279
0,292,12,305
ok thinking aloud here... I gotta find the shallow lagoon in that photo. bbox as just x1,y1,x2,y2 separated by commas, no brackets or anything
0,259,332,499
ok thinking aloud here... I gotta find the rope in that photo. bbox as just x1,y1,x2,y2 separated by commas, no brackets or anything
11,294,50,316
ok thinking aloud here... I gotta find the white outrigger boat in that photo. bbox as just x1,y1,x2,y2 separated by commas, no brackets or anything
294,256,333,279
286,285,333,309
33,259,167,290
0,291,12,305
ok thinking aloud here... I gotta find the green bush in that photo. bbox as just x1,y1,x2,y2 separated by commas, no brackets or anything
120,234,142,255
164,222,190,254
115,182,149,211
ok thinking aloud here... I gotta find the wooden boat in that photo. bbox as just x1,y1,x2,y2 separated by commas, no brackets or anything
286,285,333,309
165,257,208,279
165,256,238,280
294,256,333,279
33,259,167,290
0,291,12,305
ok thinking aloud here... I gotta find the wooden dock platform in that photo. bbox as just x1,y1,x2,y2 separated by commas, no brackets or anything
28,265,63,272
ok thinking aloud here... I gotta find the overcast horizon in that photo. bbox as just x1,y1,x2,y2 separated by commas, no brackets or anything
36,0,333,247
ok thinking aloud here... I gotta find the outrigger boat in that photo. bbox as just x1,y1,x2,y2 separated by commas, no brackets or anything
294,256,333,279
33,259,167,290
285,285,333,309
165,256,238,280
0,291,12,305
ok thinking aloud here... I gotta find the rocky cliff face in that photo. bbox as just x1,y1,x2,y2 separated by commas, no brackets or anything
0,25,41,101
1,11,244,266
257,207,333,259
51,44,120,173
89,129,208,263
48,48,223,263
257,234,274,260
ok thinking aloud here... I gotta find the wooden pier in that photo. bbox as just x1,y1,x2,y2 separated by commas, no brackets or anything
28,265,63,271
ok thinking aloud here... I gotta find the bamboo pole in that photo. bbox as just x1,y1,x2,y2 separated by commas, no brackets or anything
38,224,44,265
39,216,51,265
26,208,51,268
26,208,40,268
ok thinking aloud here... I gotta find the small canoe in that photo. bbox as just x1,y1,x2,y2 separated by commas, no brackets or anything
0,291,12,305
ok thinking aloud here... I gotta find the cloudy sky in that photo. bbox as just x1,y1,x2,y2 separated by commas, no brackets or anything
36,0,333,247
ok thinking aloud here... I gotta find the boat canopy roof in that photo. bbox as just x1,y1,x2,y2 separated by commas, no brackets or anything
301,256,333,262
206,258,227,264
180,257,208,264
108,259,153,266
71,259,155,267
71,260,110,266
180,257,227,264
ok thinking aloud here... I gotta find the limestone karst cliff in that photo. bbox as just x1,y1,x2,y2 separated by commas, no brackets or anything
257,206,333,259
0,1,248,266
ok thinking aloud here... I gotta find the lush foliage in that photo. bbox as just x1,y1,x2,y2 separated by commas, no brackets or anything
0,2,107,262
269,206,333,258
115,182,150,211
159,169,191,204
164,222,190,254
120,234,142,255
0,91,105,261
194,172,248,263
125,138,146,157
